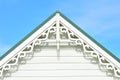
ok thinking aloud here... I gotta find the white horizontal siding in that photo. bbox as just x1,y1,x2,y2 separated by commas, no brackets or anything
5,76,113,80
4,47,113,80
26,56,90,63
8,70,107,76
19,63,99,70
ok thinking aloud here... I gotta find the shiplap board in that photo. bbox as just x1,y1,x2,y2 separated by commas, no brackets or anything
4,46,113,80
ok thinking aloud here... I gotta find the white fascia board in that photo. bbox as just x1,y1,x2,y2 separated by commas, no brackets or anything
59,15,120,68
0,13,119,69
0,14,58,67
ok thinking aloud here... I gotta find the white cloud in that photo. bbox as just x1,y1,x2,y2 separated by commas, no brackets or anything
0,41,11,56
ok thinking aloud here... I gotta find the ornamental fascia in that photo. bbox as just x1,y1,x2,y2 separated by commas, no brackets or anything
0,12,120,80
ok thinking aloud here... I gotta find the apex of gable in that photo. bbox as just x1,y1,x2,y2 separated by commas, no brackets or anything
0,12,120,80
55,11,61,18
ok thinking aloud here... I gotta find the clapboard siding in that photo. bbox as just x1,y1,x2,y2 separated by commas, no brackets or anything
8,70,106,76
26,57,90,63
18,63,99,70
5,76,113,80
4,47,113,80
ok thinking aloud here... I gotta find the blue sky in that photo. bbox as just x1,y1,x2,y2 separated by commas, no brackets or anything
0,0,120,58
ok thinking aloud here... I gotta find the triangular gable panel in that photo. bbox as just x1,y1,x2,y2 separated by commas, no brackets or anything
0,12,120,80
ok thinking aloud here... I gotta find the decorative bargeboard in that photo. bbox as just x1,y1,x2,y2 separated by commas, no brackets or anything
0,13,120,80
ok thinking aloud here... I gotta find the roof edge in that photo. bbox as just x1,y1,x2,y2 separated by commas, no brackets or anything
0,11,120,63
58,12,120,63
0,12,57,60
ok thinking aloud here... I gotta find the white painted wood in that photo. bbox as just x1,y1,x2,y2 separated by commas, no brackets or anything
5,77,113,80
1,12,120,68
1,12,119,80
59,15,120,67
0,14,57,66
4,47,113,80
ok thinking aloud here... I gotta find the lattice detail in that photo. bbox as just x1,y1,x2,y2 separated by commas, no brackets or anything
72,34,120,79
0,22,57,79
0,20,120,80
72,35,120,79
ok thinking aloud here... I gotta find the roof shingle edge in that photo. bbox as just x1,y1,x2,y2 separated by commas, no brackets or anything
0,11,120,63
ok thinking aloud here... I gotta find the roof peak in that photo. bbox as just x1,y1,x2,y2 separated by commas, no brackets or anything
0,11,120,80
55,10,61,13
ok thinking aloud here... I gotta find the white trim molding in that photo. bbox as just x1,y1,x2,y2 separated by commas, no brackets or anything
0,12,120,80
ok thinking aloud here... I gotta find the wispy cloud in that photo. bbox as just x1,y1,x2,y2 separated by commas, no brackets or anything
0,45,10,56
0,40,11,56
